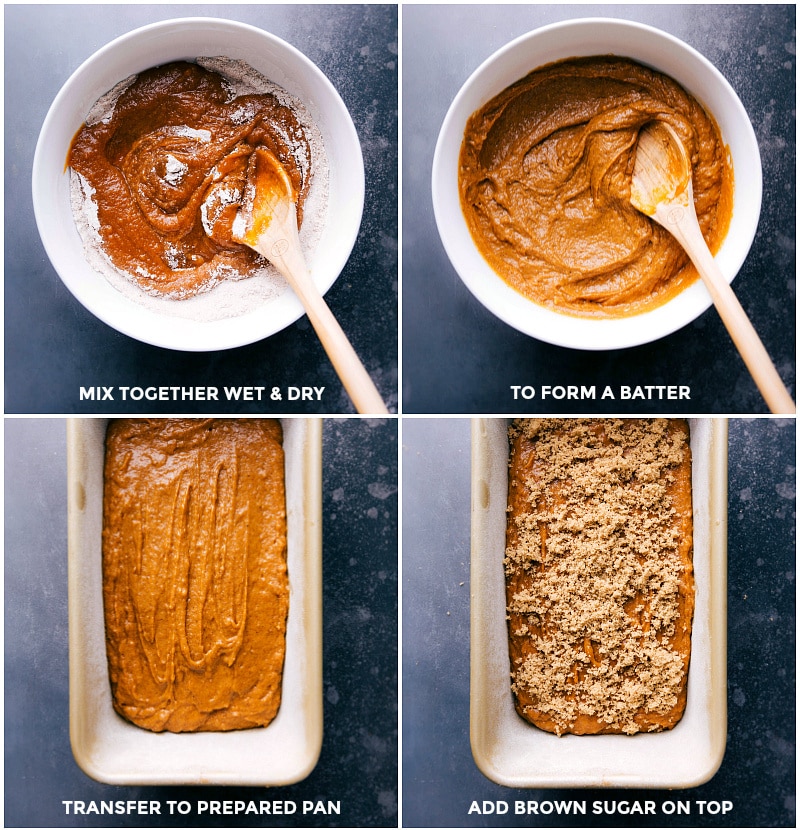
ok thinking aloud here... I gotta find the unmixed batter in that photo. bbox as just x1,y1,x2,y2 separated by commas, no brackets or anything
102,418,288,733
460,56,734,317
69,60,317,299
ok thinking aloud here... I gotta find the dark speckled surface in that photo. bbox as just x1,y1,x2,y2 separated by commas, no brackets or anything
402,5,795,414
4,4,397,415
402,417,795,828
4,418,398,828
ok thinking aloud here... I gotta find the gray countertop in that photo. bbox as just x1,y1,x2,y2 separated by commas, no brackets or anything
4,4,398,415
402,4,796,414
402,417,795,827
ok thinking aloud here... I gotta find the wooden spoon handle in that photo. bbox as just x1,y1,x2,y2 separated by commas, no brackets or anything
291,276,389,415
263,236,388,414
657,203,795,414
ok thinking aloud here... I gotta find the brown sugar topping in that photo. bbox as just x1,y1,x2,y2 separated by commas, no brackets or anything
505,418,694,736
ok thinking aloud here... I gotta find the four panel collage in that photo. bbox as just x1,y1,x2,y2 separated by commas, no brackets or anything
3,3,795,829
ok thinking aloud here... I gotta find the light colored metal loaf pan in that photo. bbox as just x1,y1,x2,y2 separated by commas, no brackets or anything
470,418,727,789
67,417,323,786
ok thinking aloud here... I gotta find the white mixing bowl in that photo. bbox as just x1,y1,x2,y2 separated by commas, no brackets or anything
32,17,364,351
432,18,762,350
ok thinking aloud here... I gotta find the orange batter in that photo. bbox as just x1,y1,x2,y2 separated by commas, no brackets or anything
460,56,734,318
69,61,313,298
102,418,288,733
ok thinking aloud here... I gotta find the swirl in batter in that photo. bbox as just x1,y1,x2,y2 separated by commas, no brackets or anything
102,418,288,733
69,61,315,298
459,56,734,317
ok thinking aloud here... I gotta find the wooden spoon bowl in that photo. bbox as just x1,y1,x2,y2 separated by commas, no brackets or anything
631,121,794,414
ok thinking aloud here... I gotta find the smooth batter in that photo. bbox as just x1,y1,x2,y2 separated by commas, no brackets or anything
460,56,734,317
69,61,314,298
102,418,288,733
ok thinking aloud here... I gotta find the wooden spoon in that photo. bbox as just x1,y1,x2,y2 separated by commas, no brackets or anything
631,120,795,414
235,147,388,415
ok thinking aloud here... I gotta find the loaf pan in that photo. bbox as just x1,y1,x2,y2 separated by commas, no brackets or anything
66,417,323,786
470,418,727,789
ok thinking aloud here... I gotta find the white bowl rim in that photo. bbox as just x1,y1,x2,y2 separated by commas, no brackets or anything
432,16,763,351
32,16,365,352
